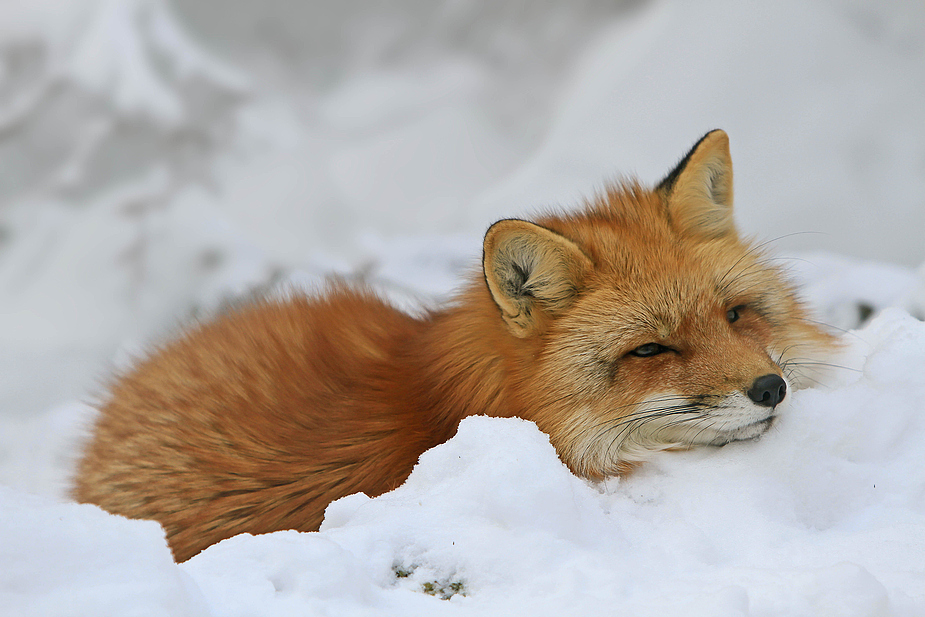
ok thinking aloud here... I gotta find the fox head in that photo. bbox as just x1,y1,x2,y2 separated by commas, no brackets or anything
482,130,837,477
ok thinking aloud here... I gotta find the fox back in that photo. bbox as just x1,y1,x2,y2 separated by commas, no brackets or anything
74,130,836,561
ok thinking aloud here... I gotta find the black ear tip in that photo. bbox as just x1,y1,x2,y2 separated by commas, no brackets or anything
658,131,717,193
656,130,730,194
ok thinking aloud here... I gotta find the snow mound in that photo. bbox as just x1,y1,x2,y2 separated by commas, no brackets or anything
0,486,208,617
5,309,924,615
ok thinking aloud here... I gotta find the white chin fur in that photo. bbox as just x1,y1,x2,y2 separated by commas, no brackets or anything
694,389,790,446
575,383,791,475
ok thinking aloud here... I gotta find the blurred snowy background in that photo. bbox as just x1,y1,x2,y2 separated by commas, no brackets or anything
1,1,925,615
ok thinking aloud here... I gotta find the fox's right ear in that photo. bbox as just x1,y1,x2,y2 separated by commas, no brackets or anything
483,219,592,337
658,129,736,239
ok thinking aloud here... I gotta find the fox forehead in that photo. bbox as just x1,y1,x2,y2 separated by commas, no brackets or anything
559,231,771,344
576,275,721,346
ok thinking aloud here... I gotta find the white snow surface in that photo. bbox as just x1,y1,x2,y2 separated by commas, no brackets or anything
2,0,925,615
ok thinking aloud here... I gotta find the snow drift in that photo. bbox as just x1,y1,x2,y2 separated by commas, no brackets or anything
4,310,925,615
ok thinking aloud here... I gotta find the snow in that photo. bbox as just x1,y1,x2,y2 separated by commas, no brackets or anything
0,485,209,617
7,319,925,615
1,0,924,615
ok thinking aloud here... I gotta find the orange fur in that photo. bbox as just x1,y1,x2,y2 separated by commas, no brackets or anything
74,130,838,561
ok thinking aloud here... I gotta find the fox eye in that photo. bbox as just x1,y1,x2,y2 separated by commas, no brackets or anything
727,305,746,323
629,343,669,358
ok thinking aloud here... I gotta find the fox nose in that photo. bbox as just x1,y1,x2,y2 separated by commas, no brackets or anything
747,374,787,408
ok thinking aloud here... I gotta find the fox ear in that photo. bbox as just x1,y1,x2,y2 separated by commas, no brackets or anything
483,219,592,337
658,129,736,239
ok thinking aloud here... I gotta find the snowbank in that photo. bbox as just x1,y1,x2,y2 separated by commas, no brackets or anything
0,485,208,617
3,310,925,615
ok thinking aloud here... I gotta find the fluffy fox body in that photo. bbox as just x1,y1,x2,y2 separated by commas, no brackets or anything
74,130,836,561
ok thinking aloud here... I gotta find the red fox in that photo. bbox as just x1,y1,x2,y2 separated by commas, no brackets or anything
74,130,837,561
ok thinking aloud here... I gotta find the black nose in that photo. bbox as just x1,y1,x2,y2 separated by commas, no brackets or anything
747,374,787,408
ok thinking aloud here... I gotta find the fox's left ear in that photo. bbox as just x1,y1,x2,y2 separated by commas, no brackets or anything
657,129,736,239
